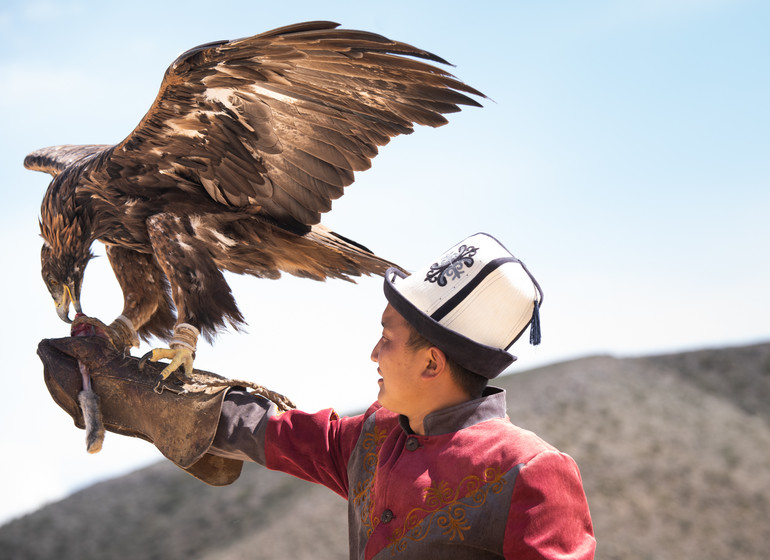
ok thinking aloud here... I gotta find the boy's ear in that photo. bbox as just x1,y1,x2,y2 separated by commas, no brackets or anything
422,346,448,379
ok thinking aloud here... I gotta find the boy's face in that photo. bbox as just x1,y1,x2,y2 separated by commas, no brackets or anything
370,304,430,415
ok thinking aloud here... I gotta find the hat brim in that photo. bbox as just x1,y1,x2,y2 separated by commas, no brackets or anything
383,268,516,379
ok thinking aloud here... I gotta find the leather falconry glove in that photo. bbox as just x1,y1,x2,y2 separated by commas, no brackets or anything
38,335,243,486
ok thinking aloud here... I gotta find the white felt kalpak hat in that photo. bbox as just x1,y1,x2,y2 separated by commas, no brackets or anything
383,233,543,379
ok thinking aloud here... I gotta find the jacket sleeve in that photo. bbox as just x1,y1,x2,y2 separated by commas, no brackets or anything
210,389,275,464
504,450,596,559
210,389,366,498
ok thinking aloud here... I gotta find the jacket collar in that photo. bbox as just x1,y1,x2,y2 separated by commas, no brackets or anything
398,386,507,436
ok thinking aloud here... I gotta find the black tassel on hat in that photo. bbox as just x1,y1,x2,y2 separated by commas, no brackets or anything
529,300,542,345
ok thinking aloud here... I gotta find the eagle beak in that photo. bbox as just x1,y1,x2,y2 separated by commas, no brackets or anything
55,284,81,324
56,300,73,323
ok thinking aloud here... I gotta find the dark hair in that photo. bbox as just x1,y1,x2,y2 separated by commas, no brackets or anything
406,328,488,399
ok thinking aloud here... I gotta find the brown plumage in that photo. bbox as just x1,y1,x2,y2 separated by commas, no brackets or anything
26,21,484,347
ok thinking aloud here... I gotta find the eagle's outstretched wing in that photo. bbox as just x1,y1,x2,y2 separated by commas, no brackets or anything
93,20,484,227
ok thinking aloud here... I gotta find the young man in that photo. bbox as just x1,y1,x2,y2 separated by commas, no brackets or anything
39,233,595,559
209,233,596,558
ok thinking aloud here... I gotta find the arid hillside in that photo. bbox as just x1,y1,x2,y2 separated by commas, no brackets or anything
2,342,769,559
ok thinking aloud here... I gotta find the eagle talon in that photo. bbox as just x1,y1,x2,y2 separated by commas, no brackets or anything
142,346,195,391
138,350,155,371
71,314,138,354
71,314,111,340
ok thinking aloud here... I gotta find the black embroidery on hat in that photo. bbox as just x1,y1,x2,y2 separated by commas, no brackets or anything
425,244,478,287
431,256,518,322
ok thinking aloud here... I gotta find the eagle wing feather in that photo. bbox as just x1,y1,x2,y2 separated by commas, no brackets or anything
95,21,484,226
24,144,112,177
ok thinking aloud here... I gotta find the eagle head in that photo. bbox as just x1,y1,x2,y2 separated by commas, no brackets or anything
40,238,93,324
39,174,95,323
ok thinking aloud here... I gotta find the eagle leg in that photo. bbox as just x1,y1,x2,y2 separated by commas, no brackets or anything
105,245,175,342
142,323,200,391
142,212,243,380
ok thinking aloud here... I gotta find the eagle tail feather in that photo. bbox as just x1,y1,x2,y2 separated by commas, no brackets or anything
305,224,402,279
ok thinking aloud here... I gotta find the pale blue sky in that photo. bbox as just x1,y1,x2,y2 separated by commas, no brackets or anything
1,0,768,523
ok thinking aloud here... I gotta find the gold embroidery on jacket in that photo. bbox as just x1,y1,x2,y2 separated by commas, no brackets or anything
352,424,388,537
387,466,507,554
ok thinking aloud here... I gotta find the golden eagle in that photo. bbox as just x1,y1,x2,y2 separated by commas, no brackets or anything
26,21,483,379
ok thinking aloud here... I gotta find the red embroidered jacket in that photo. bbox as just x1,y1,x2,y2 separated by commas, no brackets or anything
212,387,595,559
